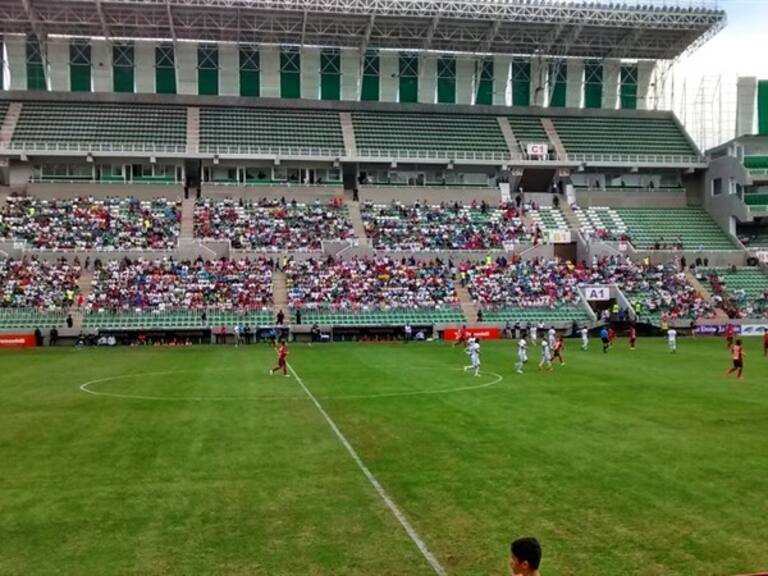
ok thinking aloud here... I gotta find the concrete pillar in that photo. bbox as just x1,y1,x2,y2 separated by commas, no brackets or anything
47,37,69,91
380,51,398,102
736,76,758,137
566,58,584,108
493,56,511,106
636,60,655,111
603,59,620,110
301,47,320,100
176,42,197,95
5,35,27,90
340,47,360,101
135,41,155,93
530,57,546,107
418,53,437,104
260,45,280,98
219,43,238,96
456,56,475,105
92,39,111,92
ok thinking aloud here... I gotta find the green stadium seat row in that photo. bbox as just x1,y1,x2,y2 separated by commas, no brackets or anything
507,116,549,145
482,306,590,323
199,107,344,151
614,208,735,250
83,310,275,330
294,307,465,326
12,102,186,147
743,156,768,169
0,310,66,330
710,268,768,300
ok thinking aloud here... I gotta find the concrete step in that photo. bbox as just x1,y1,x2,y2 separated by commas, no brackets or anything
72,270,94,332
686,270,729,320
272,269,289,322
339,112,357,156
0,102,22,144
180,198,195,241
455,283,479,324
345,199,369,247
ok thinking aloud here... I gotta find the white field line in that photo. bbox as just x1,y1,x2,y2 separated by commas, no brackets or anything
287,362,448,576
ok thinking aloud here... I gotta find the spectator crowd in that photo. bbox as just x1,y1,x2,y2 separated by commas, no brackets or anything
1,256,81,309
0,195,181,250
285,256,460,312
86,256,273,313
194,197,355,250
361,200,532,250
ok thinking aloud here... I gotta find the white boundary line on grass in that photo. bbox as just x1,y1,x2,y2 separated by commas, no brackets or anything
78,368,503,402
287,362,449,576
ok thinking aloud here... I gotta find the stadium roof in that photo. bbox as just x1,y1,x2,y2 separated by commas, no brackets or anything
0,0,726,60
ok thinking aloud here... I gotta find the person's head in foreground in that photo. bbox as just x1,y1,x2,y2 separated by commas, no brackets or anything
510,536,542,576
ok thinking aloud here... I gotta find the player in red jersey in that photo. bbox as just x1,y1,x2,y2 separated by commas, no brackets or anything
727,339,744,380
552,335,565,365
763,329,767,357
628,325,637,350
454,325,468,347
608,327,616,345
725,323,735,349
270,341,289,377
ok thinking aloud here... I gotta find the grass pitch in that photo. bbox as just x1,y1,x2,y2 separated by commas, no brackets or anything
1,337,767,576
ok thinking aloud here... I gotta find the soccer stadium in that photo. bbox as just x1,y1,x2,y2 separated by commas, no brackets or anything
1,0,767,574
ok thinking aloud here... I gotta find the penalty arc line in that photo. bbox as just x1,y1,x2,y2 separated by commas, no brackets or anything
286,362,448,576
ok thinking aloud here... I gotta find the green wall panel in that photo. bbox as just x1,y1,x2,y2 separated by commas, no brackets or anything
584,62,603,109
437,78,456,104
113,66,134,93
321,74,340,100
361,75,379,101
620,66,638,110
240,70,259,97
281,73,300,98
198,68,219,95
399,77,418,103
27,63,46,91
758,80,768,135
156,68,176,94
476,80,493,105
70,65,91,92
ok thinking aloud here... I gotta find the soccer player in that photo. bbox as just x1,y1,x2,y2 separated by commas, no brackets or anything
510,537,542,576
530,322,538,345
600,326,610,353
763,328,767,357
608,327,616,345
628,324,637,350
547,327,556,350
539,339,552,371
516,337,528,374
270,341,290,377
581,326,589,351
463,337,481,376
725,323,735,349
454,325,468,347
668,327,677,353
553,335,565,365
727,339,744,380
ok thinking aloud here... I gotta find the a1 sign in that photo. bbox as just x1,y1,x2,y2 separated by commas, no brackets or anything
526,143,549,158
584,286,610,301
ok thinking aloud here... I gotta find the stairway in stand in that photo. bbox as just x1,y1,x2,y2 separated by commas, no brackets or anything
272,270,289,323
455,283,479,324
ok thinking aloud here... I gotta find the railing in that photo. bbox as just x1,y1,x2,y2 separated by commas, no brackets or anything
355,148,512,162
0,141,187,154
199,145,346,157
569,153,705,165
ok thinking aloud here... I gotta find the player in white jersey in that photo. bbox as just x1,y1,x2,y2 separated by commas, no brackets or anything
516,338,528,374
463,337,481,376
547,327,556,350
668,328,677,353
539,339,553,371
581,327,589,351
530,323,538,344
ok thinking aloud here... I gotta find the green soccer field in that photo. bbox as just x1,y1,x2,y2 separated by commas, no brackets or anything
1,337,767,576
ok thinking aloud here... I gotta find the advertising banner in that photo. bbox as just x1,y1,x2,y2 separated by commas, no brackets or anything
0,334,36,348
444,327,502,341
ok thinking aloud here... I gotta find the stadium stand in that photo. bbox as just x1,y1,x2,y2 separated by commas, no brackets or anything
578,206,735,250
286,256,464,325
529,206,570,237
84,257,274,329
0,196,181,250
551,115,697,160
194,198,354,250
360,200,526,250
10,102,187,151
707,267,768,319
351,112,508,159
506,116,549,153
461,257,591,323
199,107,345,155
0,256,81,329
